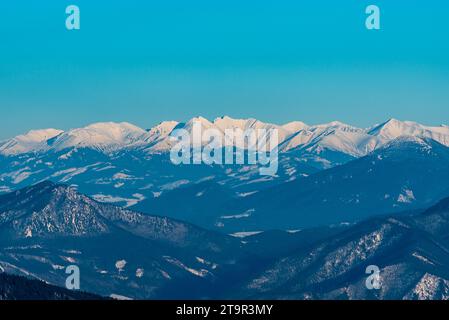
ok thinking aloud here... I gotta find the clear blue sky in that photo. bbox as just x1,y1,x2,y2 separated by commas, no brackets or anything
0,0,448,139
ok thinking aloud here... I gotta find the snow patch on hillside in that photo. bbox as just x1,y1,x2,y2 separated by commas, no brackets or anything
397,189,416,204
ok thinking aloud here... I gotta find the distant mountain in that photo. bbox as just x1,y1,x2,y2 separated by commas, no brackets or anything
0,129,63,155
279,118,449,157
0,272,103,300
3,182,449,300
0,116,328,205
1,117,449,232
46,122,149,153
0,116,294,156
210,136,449,231
237,195,449,300
0,182,258,299
3,117,448,157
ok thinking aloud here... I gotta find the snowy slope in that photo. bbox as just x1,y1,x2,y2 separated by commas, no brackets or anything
279,118,449,158
238,195,449,300
1,117,449,215
48,122,149,152
0,129,63,155
367,118,449,147
282,121,309,133
210,136,449,232
2,117,448,157
148,116,291,152
144,120,179,150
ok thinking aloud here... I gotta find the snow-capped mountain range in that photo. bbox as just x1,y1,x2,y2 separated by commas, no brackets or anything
230,136,449,230
1,116,449,233
1,116,449,157
2,117,449,300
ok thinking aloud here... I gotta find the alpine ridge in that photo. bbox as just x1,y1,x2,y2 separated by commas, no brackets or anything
1,116,449,233
2,117,449,156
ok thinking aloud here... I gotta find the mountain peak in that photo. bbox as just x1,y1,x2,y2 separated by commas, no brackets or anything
184,116,215,130
367,119,449,149
369,118,410,134
84,121,145,133
147,121,179,137
2,117,449,157
315,121,352,129
214,115,233,122
153,120,179,128
19,128,64,141
385,117,402,124
189,116,211,123
49,122,148,152
0,129,63,155
282,121,309,133
0,182,225,248
0,181,110,239
213,116,252,130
